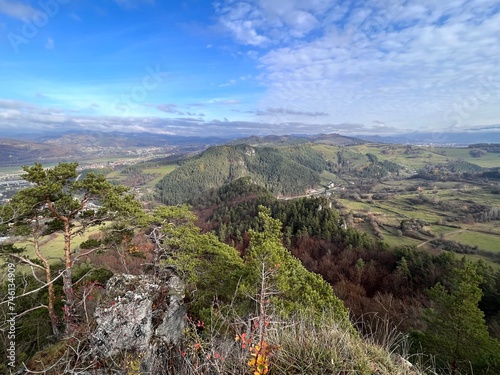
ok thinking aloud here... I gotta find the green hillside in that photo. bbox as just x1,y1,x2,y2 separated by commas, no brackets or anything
154,140,500,267
157,144,325,204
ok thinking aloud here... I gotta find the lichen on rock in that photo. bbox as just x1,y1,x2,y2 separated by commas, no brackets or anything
92,270,185,370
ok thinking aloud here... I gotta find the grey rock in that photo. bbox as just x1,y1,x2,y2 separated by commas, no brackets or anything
92,271,186,371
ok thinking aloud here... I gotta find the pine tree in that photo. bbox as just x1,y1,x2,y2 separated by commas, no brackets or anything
4,163,143,335
416,261,500,374
245,206,349,321
147,205,246,322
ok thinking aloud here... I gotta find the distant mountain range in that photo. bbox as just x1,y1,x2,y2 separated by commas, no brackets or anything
355,131,500,145
31,130,233,147
227,133,363,146
0,137,76,167
1,129,500,167
0,131,234,167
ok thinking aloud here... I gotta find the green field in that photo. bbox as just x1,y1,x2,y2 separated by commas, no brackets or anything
428,225,461,236
319,170,343,184
142,165,178,186
0,163,61,178
434,147,500,168
81,163,178,189
375,200,443,222
329,151,500,265
317,143,499,171
350,144,449,169
378,227,421,248
337,199,373,212
311,144,340,159
2,225,103,266
445,230,500,253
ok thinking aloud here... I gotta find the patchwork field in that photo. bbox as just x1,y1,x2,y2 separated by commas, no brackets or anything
312,143,500,266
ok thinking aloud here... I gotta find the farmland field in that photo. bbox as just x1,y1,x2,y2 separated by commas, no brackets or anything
315,142,500,266
143,165,178,186
445,230,500,253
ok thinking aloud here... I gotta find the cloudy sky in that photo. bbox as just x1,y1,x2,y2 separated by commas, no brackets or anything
0,0,499,137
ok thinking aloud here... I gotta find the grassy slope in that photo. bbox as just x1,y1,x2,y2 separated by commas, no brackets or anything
143,165,178,187
13,226,103,265
435,147,500,168
95,164,178,189
446,230,500,253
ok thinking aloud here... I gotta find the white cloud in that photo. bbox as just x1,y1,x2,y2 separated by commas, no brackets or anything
218,75,254,87
154,103,184,115
221,18,269,46
0,0,35,20
217,0,500,130
207,98,241,105
0,97,362,136
216,0,326,45
256,107,329,117
284,10,318,37
219,79,237,87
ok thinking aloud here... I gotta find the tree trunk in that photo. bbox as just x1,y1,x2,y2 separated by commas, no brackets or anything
46,267,59,337
33,218,60,337
63,220,76,336
451,359,456,375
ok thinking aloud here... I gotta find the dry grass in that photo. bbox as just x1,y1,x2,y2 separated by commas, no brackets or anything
174,308,434,375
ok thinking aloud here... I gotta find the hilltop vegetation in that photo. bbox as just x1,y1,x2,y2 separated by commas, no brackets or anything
1,157,500,374
227,132,362,147
0,163,430,375
2,135,500,374
189,176,500,373
157,144,326,204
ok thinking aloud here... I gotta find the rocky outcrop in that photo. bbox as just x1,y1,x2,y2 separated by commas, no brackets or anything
92,270,185,373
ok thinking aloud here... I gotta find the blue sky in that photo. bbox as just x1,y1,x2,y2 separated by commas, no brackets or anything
0,0,499,137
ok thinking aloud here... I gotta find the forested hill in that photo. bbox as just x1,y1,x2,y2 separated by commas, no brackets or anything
192,177,376,252
156,144,327,204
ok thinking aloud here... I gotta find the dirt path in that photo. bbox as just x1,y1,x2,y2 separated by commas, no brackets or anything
416,229,465,248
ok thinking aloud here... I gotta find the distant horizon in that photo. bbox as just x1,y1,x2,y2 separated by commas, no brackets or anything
3,127,500,147
2,125,500,136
